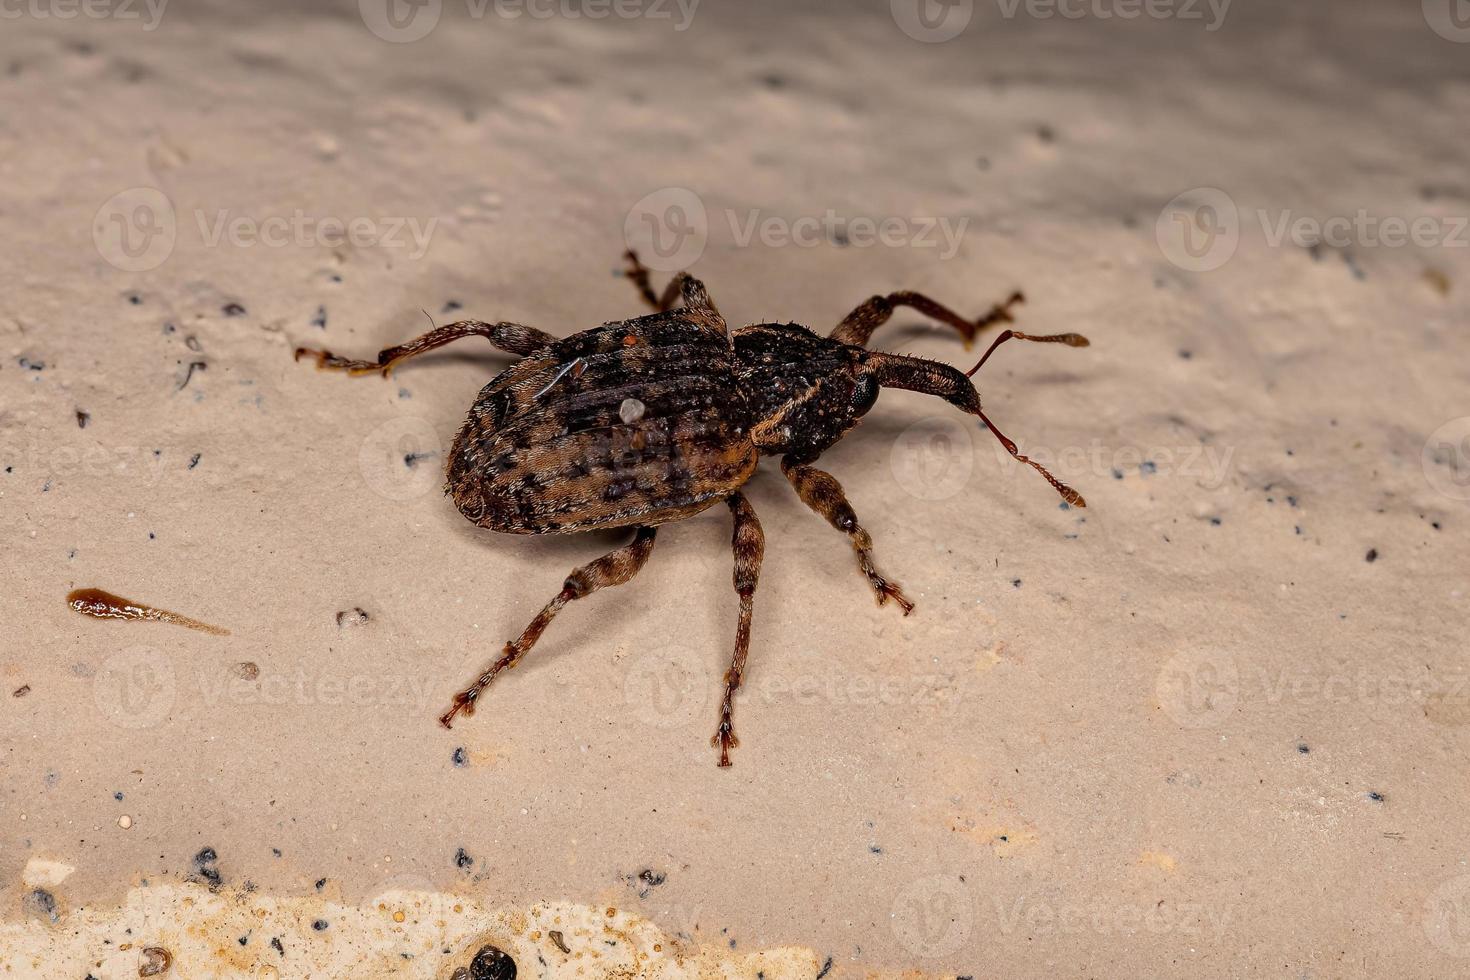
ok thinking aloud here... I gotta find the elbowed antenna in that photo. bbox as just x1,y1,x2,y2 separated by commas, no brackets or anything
868,341,1089,508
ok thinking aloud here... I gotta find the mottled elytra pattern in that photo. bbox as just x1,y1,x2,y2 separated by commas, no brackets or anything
293,251,1090,766
447,308,756,534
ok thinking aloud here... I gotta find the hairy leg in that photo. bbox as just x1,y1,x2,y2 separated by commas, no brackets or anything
780,454,913,615
831,290,1024,349
295,320,557,377
439,526,657,728
712,492,764,767
622,250,721,317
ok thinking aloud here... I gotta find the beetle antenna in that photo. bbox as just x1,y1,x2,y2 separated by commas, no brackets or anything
965,329,1089,378
976,407,1086,507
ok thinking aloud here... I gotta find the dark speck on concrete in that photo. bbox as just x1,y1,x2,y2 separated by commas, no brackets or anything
1112,468,1123,479
189,453,201,469
1178,349,1192,359
315,878,327,891
222,302,247,317
192,847,221,887
637,869,665,888
311,306,328,329
868,844,882,854
1366,548,1378,563
128,293,142,305
114,791,124,800
76,410,90,428
1140,460,1157,475
19,356,44,371
312,919,329,932
271,937,285,955
816,956,833,979
455,847,474,870
1210,517,1222,526
1297,743,1309,754
1011,579,1022,588
442,300,463,313
22,888,58,923
452,746,467,767
1369,791,1385,802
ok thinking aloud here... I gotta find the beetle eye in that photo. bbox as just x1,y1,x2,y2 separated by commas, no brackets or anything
849,374,879,416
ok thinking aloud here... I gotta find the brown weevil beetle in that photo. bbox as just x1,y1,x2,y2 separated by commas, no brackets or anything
294,251,1089,766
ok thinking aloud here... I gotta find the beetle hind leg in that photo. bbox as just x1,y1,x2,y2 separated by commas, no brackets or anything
780,455,914,615
712,492,764,767
438,526,657,729
294,320,556,378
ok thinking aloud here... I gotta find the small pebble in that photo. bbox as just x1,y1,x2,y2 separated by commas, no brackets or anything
118,815,133,829
1365,548,1378,563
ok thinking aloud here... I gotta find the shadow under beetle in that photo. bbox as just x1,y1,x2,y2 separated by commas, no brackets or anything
295,251,1089,766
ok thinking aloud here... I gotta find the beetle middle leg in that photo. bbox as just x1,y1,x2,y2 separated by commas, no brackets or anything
779,454,914,615
830,290,1025,350
713,491,764,767
438,525,657,729
294,320,557,377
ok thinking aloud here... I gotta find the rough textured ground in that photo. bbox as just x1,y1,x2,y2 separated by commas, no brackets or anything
2,0,1468,976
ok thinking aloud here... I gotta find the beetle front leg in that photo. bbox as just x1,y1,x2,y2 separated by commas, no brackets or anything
713,491,764,767
830,290,1024,350
779,455,914,616
622,250,722,317
294,320,557,377
439,526,657,729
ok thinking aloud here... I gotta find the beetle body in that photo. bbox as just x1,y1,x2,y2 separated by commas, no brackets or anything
294,252,1088,765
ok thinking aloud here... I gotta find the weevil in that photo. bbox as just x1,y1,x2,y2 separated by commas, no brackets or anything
294,251,1089,766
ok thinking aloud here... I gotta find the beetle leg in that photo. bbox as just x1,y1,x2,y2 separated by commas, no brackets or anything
623,250,687,312
779,455,914,616
438,526,657,729
294,320,557,377
622,250,722,318
713,491,764,767
830,290,1024,350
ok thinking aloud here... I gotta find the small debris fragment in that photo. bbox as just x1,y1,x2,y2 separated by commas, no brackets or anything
455,847,473,870
336,607,370,628
139,945,172,976
76,410,90,428
1365,548,1378,563
118,815,133,830
451,746,467,767
311,306,328,329
12,684,29,698
192,847,221,888
548,930,569,954
188,453,202,470
222,302,247,317
469,943,517,980
619,398,647,424
234,662,260,681
312,919,329,932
